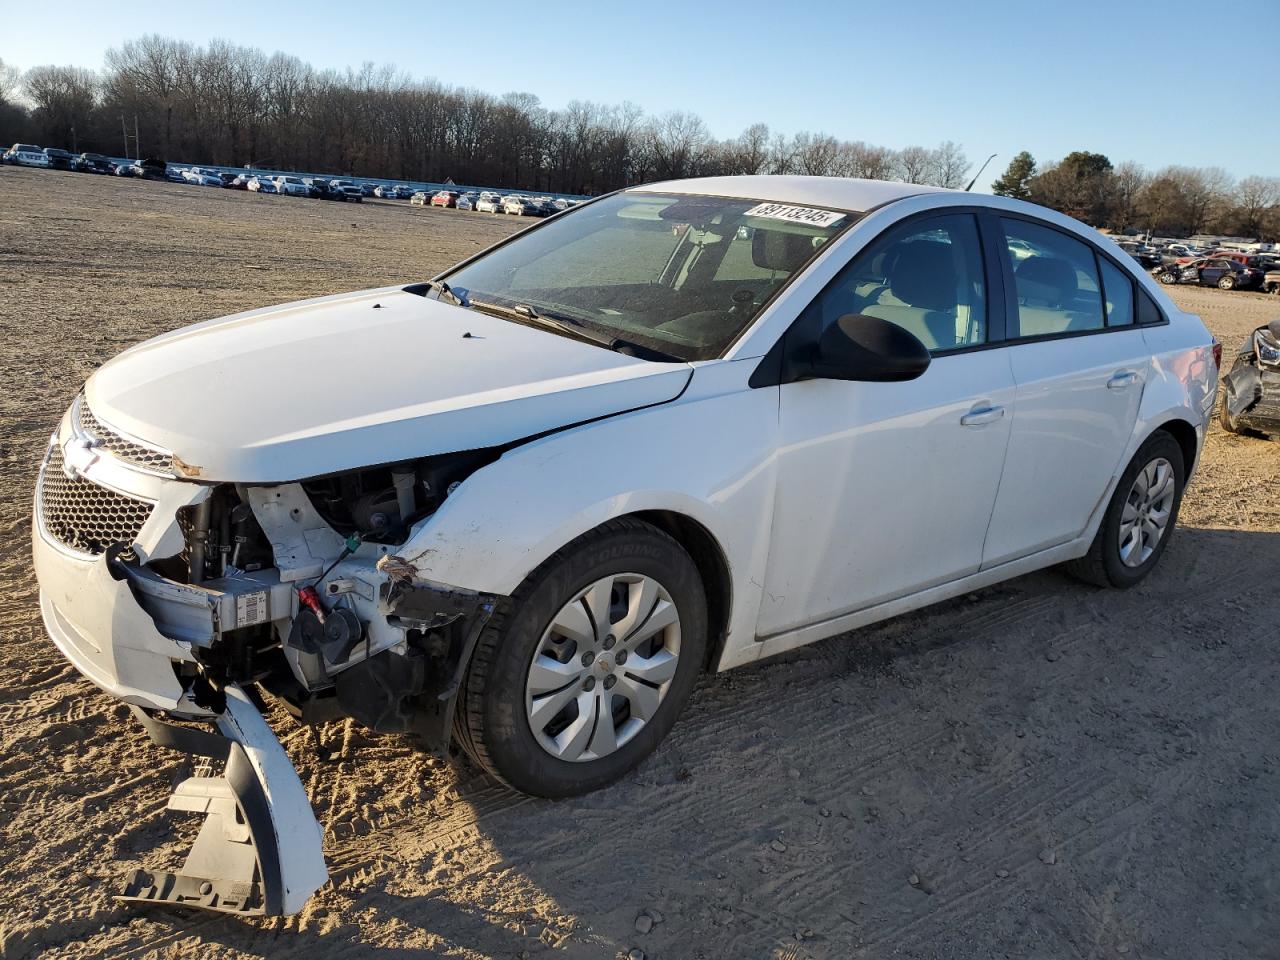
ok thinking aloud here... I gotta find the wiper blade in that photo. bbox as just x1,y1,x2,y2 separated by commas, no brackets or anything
471,300,681,362
425,279,469,308
471,299,596,341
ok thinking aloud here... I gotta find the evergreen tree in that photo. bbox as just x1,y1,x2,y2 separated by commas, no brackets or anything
992,151,1036,200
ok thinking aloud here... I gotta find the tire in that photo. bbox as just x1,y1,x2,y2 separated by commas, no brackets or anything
1065,431,1185,589
1218,274,1236,290
1219,392,1243,434
455,518,707,797
1158,271,1177,284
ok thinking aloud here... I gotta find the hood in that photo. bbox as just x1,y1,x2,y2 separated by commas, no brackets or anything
86,287,691,482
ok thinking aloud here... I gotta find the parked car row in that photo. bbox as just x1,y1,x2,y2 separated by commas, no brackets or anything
7,143,587,215
410,188,579,217
1099,234,1280,295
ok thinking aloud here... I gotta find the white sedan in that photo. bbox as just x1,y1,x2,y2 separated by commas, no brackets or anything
181,167,223,187
273,175,311,197
31,176,1216,916
476,195,503,213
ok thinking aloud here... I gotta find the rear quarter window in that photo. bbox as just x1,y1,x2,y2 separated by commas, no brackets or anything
1098,257,1135,327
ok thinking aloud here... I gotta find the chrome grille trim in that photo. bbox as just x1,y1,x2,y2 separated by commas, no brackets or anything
75,395,175,476
38,444,154,556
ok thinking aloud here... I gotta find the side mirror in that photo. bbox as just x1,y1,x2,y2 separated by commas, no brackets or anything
806,314,931,382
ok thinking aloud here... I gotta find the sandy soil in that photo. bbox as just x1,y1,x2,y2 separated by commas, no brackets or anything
2,167,1279,960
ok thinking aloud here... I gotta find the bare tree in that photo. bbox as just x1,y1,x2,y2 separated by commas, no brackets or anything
1108,161,1150,232
840,141,895,181
0,58,21,104
928,140,969,188
789,131,840,176
896,145,932,184
648,111,710,180
1234,175,1280,238
23,65,99,150
725,122,770,175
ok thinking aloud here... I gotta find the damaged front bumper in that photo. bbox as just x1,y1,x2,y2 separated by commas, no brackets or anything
32,429,498,917
34,525,329,916
1223,322,1280,434
119,686,327,916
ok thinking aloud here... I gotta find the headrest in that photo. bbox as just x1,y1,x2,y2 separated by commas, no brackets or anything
888,241,958,312
1015,256,1077,308
752,229,814,273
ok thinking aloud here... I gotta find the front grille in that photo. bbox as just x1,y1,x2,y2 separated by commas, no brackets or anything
39,445,154,555
77,398,173,474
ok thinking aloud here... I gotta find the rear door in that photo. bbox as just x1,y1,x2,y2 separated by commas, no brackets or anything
980,215,1149,567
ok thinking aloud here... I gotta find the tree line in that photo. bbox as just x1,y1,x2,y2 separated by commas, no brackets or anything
1,36,1276,239
0,36,976,195
992,150,1280,241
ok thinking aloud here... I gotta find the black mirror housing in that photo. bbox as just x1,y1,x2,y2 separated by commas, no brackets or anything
805,314,931,382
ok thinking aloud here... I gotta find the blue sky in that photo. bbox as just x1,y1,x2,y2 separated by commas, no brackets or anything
3,0,1277,183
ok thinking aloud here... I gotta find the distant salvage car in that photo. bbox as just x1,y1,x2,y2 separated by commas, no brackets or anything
274,175,311,197
1264,267,1280,294
182,168,224,187
5,143,51,167
247,176,278,194
32,176,1217,919
502,195,541,215
1220,320,1280,436
431,190,461,207
329,179,363,202
135,157,169,180
1155,257,1263,290
44,147,75,170
75,153,116,174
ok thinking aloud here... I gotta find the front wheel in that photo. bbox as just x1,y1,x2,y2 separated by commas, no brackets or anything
1158,270,1178,284
455,518,707,797
1065,432,1185,588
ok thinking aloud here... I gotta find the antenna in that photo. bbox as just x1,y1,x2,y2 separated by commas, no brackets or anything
965,153,997,192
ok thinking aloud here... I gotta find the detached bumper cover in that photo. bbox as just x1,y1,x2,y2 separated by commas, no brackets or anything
119,685,328,916
35,527,328,916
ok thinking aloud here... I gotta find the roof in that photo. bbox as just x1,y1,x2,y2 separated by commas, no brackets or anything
629,175,953,212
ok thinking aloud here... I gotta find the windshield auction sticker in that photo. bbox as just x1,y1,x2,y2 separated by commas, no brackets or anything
744,203,845,228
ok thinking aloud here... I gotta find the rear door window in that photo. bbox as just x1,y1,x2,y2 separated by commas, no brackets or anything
1001,218,1105,338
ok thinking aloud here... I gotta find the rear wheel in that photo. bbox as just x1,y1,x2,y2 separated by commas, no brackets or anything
456,518,707,797
1065,431,1185,588
1218,274,1237,290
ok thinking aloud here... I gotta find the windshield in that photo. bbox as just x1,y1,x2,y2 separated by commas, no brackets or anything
444,191,854,361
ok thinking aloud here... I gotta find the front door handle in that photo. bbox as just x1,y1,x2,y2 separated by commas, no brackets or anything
961,404,1005,426
1107,370,1139,390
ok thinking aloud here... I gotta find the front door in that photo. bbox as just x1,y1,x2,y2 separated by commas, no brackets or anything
757,212,1015,638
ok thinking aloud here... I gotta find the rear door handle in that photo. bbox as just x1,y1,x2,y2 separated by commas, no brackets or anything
1107,370,1139,390
961,404,1005,426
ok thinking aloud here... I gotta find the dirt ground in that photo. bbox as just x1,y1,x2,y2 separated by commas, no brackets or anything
2,166,1279,960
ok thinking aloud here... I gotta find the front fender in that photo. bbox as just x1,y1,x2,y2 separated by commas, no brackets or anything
398,360,779,668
